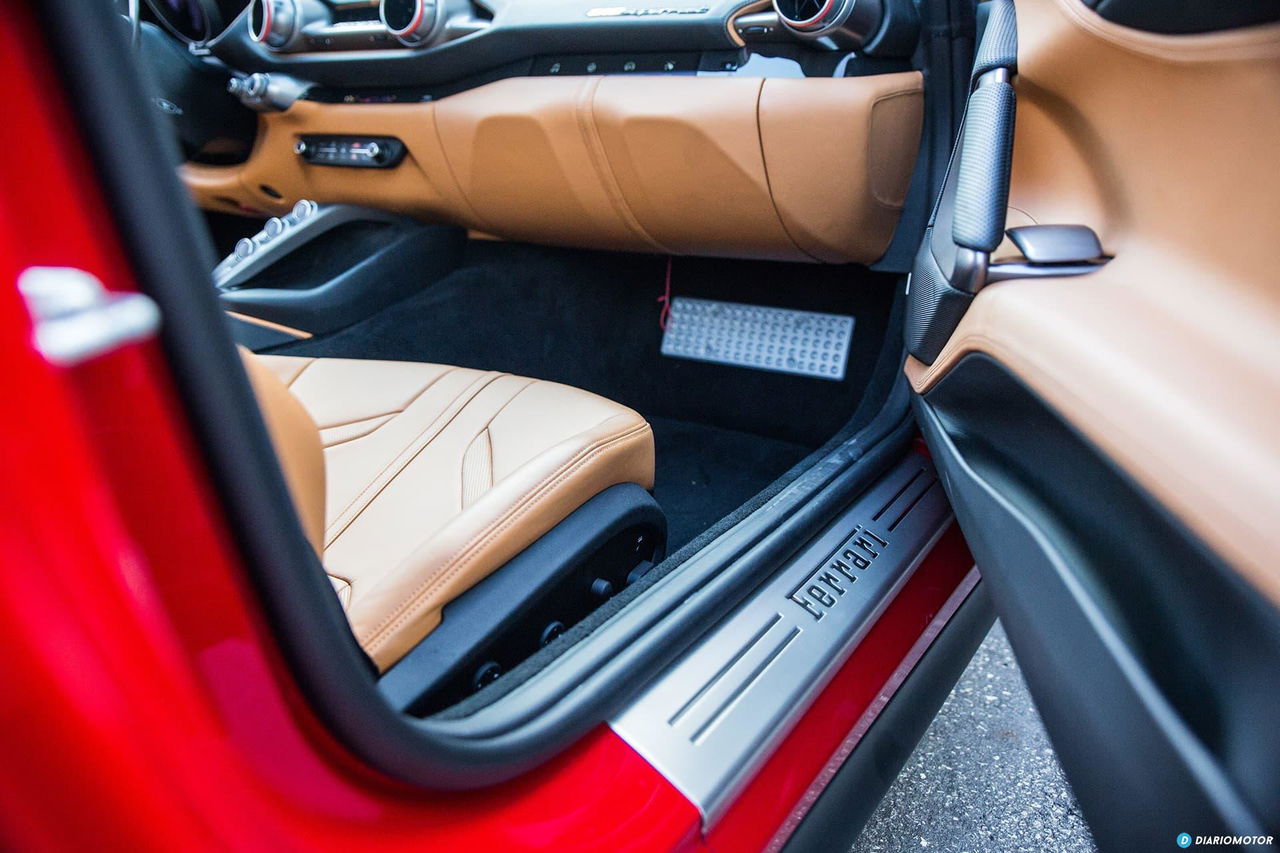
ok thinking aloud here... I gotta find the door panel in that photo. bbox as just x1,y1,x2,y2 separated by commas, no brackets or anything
908,0,1280,847
908,0,1280,604
917,355,1280,847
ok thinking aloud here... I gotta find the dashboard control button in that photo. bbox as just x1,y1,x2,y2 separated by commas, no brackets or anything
532,54,700,77
291,199,318,220
245,73,269,97
295,135,406,168
234,238,256,260
263,217,285,238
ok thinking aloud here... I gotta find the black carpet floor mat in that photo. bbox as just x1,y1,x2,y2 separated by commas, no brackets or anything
270,240,896,448
649,416,812,551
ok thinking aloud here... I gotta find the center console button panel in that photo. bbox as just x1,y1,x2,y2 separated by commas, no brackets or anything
213,200,408,290
294,135,407,167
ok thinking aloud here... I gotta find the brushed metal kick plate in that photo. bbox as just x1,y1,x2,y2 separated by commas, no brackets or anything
610,456,951,825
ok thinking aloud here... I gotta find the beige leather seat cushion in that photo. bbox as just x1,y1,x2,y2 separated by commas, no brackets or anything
257,355,655,670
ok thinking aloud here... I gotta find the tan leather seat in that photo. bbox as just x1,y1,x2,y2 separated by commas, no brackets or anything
242,352,655,670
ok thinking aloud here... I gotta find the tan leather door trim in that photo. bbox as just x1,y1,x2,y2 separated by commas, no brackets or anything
906,0,1280,605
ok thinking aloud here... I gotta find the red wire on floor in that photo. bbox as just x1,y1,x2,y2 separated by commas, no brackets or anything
658,255,672,331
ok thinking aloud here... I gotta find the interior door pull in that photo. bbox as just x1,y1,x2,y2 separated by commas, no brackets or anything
986,224,1110,283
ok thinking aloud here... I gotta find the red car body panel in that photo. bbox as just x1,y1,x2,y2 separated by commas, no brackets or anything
0,5,975,849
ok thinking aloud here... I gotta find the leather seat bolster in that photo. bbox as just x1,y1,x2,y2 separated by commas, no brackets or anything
239,350,327,554
254,353,655,671
355,414,653,668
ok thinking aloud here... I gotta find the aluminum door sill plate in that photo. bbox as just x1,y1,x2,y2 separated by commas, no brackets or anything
660,297,854,381
610,456,951,826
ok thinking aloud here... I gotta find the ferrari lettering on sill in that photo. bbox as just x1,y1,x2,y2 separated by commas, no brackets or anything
788,527,890,621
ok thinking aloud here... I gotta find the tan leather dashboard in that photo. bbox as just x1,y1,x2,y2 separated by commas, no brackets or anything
906,0,1280,606
183,73,923,264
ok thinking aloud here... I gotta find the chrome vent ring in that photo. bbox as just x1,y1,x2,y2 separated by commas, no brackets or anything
774,0,836,30
772,0,884,46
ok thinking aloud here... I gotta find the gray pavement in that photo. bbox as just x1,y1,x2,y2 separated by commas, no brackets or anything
853,621,1097,853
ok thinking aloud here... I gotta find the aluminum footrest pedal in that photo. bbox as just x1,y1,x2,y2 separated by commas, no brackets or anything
660,297,855,381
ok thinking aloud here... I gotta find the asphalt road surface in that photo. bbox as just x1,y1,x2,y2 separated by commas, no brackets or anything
853,621,1097,853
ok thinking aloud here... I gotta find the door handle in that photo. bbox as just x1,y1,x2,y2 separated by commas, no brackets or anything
19,267,160,366
985,225,1110,283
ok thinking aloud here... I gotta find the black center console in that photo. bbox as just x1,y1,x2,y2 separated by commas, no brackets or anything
214,199,465,346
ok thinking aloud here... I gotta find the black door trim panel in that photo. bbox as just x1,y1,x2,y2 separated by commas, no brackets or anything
917,354,1280,848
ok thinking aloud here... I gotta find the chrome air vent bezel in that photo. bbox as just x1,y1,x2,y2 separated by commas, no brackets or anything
379,0,445,46
249,0,300,49
774,0,839,31
772,0,884,47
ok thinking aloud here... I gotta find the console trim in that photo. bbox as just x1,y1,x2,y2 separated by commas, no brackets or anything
213,202,412,289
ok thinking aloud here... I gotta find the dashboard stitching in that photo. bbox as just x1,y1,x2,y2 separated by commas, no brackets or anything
575,77,674,255
427,102,497,233
753,79,825,263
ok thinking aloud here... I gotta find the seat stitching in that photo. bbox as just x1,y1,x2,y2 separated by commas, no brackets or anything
435,416,648,573
320,416,400,450
457,378,535,509
328,575,353,609
363,420,649,649
317,363,458,433
317,368,461,452
317,410,405,431
320,366,465,532
361,419,651,650
459,428,492,510
325,368,496,542
284,357,318,388
324,370,506,546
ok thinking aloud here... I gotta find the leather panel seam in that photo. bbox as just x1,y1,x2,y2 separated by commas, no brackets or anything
867,88,927,210
322,369,503,546
429,104,498,234
456,376,535,509
360,419,653,652
578,78,673,254
319,414,398,449
754,78,824,263
284,357,318,388
315,409,406,432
